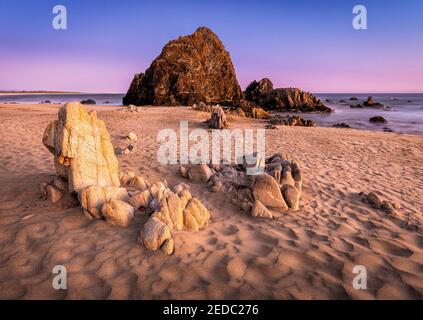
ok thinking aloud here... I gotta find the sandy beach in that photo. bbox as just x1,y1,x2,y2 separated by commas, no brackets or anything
0,103,422,300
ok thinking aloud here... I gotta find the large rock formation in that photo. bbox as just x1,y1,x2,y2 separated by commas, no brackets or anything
43,102,120,194
123,27,242,106
244,78,332,113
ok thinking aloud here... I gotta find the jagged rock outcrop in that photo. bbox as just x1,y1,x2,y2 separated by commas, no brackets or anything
42,102,120,194
244,79,332,113
244,78,274,102
123,27,242,106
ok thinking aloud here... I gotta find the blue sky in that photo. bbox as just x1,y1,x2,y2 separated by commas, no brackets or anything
0,0,422,93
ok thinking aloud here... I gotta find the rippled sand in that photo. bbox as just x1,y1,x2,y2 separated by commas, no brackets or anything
0,103,422,300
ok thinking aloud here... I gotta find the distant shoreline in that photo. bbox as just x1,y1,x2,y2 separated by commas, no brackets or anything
0,91,82,96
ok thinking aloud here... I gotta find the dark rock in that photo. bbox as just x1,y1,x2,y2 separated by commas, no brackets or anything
265,124,277,129
333,123,351,128
350,104,364,109
244,78,274,102
339,100,347,103
383,127,393,132
80,99,96,105
104,101,110,104
363,96,384,108
350,97,358,101
244,83,332,113
269,115,316,127
123,27,242,106
369,116,387,124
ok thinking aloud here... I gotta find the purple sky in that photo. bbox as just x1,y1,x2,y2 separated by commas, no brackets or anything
0,0,422,93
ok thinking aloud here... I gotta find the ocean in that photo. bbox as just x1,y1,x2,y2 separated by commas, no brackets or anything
1,93,423,135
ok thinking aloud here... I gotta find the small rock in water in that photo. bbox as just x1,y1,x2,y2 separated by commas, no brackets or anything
333,123,351,128
80,99,96,105
369,116,387,124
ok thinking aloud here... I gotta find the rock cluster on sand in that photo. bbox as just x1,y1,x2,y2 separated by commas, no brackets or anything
123,27,242,106
119,172,211,254
359,191,399,215
269,115,316,127
179,153,303,218
244,78,332,113
42,102,211,254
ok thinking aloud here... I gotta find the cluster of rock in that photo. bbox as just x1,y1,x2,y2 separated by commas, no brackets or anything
115,132,138,155
268,115,316,127
243,78,332,113
122,26,330,116
122,27,242,106
80,99,96,105
359,191,399,215
179,154,303,219
120,172,211,254
41,102,210,255
127,104,143,112
363,96,384,108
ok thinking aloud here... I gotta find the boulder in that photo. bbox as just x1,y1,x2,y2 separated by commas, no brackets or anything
188,164,213,182
46,185,63,203
363,96,384,108
251,200,273,219
128,189,152,209
183,198,210,231
369,116,387,124
78,186,128,219
42,102,120,194
208,106,228,129
123,27,242,106
252,173,288,209
280,171,295,187
138,217,172,251
281,185,300,211
251,107,270,119
244,78,274,102
101,199,134,228
129,175,149,191
161,238,174,255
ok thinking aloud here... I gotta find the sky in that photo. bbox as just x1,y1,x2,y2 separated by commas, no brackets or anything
0,0,422,93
